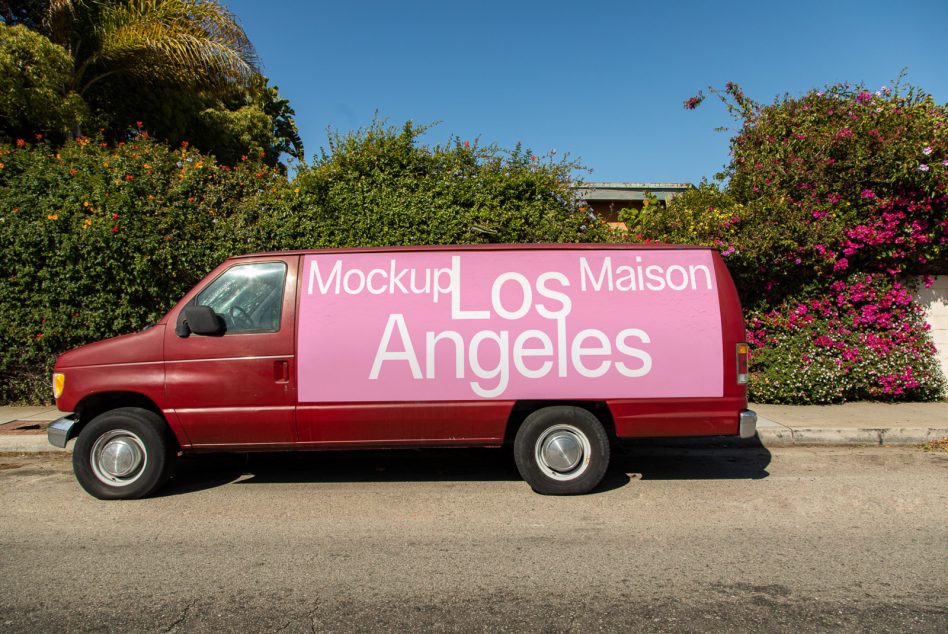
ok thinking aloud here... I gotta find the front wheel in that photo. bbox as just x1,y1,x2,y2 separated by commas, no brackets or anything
73,407,174,500
514,406,610,495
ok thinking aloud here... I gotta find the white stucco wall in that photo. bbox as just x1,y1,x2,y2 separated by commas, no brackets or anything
915,275,948,382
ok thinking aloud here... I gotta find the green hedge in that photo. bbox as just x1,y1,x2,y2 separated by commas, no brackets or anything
0,123,610,403
1,135,257,401
223,122,612,250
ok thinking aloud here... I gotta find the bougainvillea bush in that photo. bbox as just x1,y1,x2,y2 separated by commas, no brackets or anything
638,80,947,403
747,274,943,402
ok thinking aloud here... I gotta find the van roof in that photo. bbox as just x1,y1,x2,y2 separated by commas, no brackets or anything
231,243,715,260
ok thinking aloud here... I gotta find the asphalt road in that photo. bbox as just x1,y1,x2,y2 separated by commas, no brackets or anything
1,446,946,633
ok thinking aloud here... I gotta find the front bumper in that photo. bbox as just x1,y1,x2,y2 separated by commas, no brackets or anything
47,415,78,449
739,409,758,439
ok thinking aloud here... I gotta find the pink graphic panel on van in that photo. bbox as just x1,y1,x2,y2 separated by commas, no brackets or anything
297,250,723,402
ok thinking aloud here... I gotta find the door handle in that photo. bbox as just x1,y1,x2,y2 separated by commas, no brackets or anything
274,360,290,384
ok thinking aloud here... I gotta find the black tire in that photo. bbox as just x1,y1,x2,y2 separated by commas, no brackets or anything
72,407,174,500
513,406,610,495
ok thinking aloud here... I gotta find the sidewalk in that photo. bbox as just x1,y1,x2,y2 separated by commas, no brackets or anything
752,402,948,447
0,406,65,453
0,402,946,453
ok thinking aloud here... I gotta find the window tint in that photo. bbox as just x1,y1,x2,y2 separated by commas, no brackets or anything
196,262,287,333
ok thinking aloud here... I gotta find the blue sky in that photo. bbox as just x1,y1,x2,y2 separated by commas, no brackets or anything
226,0,948,184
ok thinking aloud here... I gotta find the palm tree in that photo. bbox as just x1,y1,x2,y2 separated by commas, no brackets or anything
41,0,259,98
10,2,299,163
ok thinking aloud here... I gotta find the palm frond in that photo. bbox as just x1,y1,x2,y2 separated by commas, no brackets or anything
87,0,259,90
43,0,79,48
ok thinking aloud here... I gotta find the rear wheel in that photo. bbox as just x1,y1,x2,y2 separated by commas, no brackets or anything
514,406,610,495
73,407,174,500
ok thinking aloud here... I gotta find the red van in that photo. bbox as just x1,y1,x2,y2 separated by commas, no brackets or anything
48,244,756,498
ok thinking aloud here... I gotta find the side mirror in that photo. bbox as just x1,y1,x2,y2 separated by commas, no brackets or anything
177,305,226,337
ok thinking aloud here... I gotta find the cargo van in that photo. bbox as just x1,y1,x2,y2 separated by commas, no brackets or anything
48,244,756,498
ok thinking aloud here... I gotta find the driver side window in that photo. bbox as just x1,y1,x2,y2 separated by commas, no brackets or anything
196,262,287,334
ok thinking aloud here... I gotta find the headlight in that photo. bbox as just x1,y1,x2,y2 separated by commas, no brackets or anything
53,372,65,399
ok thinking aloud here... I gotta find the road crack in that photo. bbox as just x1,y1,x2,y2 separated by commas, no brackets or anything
164,600,196,633
307,602,320,634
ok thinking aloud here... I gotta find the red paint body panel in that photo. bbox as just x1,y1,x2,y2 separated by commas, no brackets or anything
297,401,513,444
162,255,299,446
53,244,749,451
52,325,193,447
55,325,165,414
609,396,747,437
713,251,749,405
56,324,164,374
55,360,166,414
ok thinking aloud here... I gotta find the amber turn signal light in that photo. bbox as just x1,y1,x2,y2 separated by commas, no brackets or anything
53,372,65,399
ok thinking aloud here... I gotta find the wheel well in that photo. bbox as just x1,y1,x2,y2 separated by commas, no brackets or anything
74,392,167,437
504,401,615,444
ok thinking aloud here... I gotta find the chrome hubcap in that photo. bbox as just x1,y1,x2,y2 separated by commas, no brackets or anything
100,438,140,476
541,432,582,471
90,430,147,487
534,424,591,481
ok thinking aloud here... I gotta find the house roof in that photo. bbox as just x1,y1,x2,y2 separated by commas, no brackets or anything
576,182,692,202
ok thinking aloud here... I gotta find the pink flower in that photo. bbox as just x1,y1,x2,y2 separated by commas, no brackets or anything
856,92,873,104
860,189,875,199
922,146,932,156
683,95,704,110
919,163,929,172
834,258,849,271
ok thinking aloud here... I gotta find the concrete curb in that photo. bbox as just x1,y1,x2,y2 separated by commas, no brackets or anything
3,428,945,455
0,435,71,454
757,427,948,447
